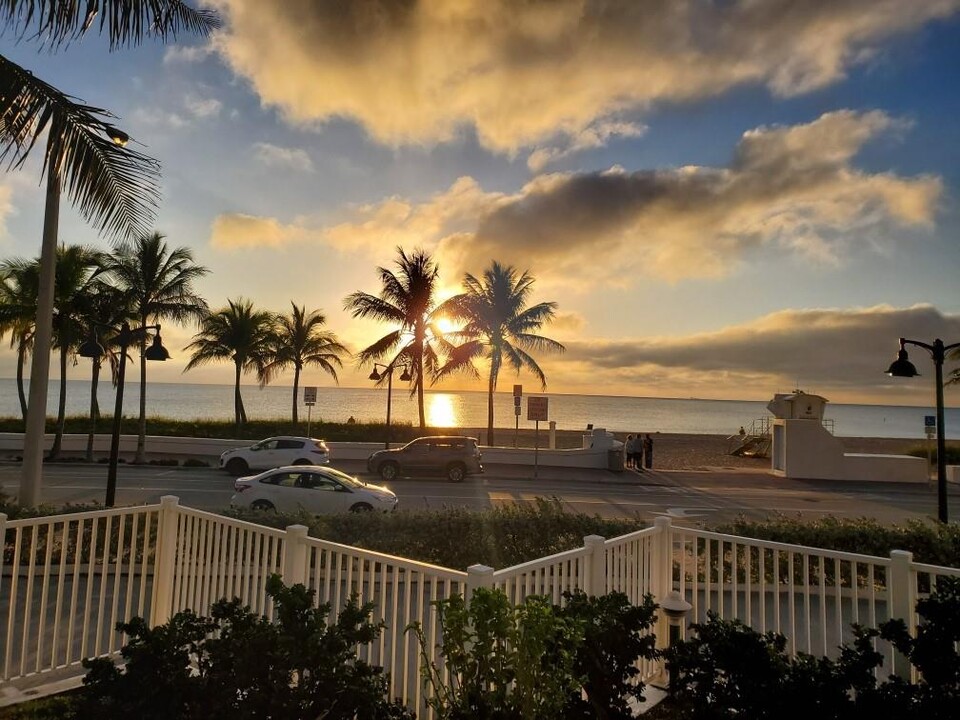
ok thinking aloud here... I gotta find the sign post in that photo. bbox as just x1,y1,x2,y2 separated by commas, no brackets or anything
925,415,936,481
513,385,522,448
304,386,318,437
527,396,549,480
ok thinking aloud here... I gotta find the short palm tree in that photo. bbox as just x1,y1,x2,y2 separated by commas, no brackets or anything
184,298,275,432
344,247,444,430
109,232,208,462
260,303,348,424
0,260,39,420
437,262,565,446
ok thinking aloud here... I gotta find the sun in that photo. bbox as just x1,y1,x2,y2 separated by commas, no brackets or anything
435,316,459,335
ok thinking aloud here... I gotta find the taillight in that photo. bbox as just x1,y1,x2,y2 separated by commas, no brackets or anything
234,482,251,493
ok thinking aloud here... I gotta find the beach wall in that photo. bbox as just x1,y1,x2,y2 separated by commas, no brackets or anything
0,433,614,470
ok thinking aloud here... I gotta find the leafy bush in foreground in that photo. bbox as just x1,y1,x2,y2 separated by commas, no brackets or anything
77,575,412,720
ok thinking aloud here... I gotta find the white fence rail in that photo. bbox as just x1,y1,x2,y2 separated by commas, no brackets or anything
3,497,958,712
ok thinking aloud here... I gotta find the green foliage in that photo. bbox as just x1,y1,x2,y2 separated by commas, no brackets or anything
414,588,658,720
0,694,79,719
559,590,659,719
77,575,413,720
227,497,644,569
667,577,960,720
182,458,210,467
713,515,960,567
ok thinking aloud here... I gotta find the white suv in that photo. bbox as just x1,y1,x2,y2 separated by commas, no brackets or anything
220,436,330,476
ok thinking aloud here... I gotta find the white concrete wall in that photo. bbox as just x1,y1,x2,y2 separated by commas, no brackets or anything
770,420,927,483
0,433,613,469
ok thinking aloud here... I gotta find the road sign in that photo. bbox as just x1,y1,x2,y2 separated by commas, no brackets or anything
513,384,522,397
303,386,317,405
527,396,548,422
925,415,936,428
515,405,521,416
513,395,522,407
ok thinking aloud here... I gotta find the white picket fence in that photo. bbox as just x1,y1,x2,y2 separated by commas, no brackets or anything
2,497,959,714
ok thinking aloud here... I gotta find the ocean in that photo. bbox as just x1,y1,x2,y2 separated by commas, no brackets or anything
0,379,957,439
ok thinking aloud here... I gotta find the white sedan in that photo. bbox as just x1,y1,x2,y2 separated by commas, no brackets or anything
230,466,398,514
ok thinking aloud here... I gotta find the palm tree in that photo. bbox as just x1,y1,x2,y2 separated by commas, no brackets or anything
184,298,275,433
344,247,445,430
437,262,565,446
0,259,38,420
260,303,348,424
109,232,208,462
48,244,110,458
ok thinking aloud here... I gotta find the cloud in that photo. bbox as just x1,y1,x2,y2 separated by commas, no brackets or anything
527,120,647,172
207,112,940,288
209,0,960,152
558,304,960,399
184,94,222,119
0,183,15,244
210,213,311,250
253,142,314,173
163,44,213,64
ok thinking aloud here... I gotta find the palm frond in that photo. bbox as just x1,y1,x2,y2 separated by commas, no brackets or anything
1,0,220,49
0,54,160,238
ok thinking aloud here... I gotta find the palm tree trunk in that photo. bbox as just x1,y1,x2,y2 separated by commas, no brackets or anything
16,340,28,421
234,361,243,433
416,352,426,430
135,315,148,463
292,365,300,425
49,345,68,459
487,368,496,447
86,360,100,462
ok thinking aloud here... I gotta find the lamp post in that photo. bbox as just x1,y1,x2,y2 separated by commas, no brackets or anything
661,589,692,694
19,126,131,508
368,362,411,449
886,337,960,524
79,321,169,506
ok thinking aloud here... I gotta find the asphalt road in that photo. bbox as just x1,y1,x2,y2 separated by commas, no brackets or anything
1,460,955,525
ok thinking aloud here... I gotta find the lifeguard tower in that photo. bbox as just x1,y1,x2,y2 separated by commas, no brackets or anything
769,391,925,482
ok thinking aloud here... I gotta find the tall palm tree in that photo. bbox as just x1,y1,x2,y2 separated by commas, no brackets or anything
437,262,565,446
109,232,208,462
260,303,348,424
48,244,110,459
344,247,444,430
0,259,38,419
184,298,275,433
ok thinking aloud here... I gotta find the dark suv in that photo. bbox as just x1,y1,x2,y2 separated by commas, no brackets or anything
367,436,483,483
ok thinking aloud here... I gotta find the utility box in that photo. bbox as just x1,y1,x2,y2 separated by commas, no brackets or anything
608,449,624,472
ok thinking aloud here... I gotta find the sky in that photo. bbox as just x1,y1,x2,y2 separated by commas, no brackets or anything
1,0,959,407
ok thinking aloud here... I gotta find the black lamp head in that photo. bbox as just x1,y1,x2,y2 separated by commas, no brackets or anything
144,333,170,361
399,367,412,382
886,348,919,378
368,368,381,381
77,330,105,359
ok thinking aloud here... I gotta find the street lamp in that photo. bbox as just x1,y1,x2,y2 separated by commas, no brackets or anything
79,321,169,506
19,126,132,508
661,589,692,693
368,362,411,449
886,337,960,523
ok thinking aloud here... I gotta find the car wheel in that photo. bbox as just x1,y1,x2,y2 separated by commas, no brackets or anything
380,462,399,482
251,500,274,512
226,458,249,476
446,463,466,483
292,458,312,466
350,502,373,513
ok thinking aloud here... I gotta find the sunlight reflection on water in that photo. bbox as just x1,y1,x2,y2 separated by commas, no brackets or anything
427,393,458,428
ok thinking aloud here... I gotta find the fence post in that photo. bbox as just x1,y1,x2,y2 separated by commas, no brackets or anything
466,564,494,604
888,549,916,680
282,525,310,587
150,495,180,627
583,535,606,596
652,516,674,651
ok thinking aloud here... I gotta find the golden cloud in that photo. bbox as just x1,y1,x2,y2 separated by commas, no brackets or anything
210,0,959,152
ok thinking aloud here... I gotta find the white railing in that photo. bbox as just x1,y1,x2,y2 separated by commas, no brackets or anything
3,497,959,711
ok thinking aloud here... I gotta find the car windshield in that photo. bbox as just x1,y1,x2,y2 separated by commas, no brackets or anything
323,467,365,487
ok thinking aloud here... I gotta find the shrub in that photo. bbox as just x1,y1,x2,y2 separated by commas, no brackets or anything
412,588,658,720
76,575,413,720
147,458,179,466
182,458,210,468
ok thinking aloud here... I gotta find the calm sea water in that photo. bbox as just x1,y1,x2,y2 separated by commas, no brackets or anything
1,379,956,439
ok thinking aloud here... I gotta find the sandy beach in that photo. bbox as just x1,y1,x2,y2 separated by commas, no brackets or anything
465,427,942,472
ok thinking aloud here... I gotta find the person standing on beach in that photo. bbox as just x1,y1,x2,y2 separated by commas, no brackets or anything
642,433,654,469
624,435,636,468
